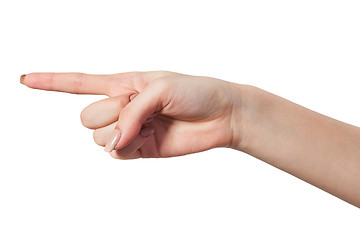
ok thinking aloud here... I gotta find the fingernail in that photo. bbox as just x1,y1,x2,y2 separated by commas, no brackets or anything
20,74,26,85
104,129,121,152
144,117,154,124
140,126,155,137
129,93,138,101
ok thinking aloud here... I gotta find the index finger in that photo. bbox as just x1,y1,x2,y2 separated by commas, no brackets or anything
20,71,166,96
20,72,121,96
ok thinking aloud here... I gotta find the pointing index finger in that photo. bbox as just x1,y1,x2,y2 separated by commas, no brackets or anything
21,71,169,96
20,72,114,95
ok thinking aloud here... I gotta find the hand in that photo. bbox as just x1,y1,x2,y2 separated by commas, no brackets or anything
21,71,244,159
21,71,360,206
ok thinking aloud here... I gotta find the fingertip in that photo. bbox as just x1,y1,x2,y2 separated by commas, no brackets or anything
109,150,118,159
104,128,121,152
109,150,123,159
140,126,155,137
113,115,143,150
109,149,133,160
20,74,27,85
20,72,54,90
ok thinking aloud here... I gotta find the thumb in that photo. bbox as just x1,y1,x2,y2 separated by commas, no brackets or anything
104,81,168,152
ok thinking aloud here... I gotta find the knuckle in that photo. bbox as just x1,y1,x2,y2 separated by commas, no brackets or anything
131,72,145,88
152,70,174,79
157,70,172,77
132,71,144,79
152,77,169,92
73,73,84,94
126,71,144,83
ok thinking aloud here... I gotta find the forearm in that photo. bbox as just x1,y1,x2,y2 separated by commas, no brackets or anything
231,84,360,207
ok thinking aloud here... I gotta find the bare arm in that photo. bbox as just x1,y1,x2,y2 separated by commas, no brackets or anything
231,85,360,207
21,71,360,207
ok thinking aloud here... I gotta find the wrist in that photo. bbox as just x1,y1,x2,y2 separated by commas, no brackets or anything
227,83,259,152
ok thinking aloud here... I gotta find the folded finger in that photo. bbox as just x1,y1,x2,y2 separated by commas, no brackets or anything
93,122,117,146
93,115,155,146
81,94,135,129
110,126,155,160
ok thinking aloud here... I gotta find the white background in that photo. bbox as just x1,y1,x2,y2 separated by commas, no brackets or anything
0,0,359,239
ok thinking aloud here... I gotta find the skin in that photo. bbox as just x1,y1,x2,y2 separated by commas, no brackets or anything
21,71,360,207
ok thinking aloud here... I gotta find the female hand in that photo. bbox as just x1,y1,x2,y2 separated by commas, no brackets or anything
21,71,360,206
21,71,244,159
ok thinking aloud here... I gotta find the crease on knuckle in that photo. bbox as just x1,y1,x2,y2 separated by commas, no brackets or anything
73,73,84,94
49,73,55,90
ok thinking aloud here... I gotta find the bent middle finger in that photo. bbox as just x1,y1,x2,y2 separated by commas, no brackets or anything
80,93,136,129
